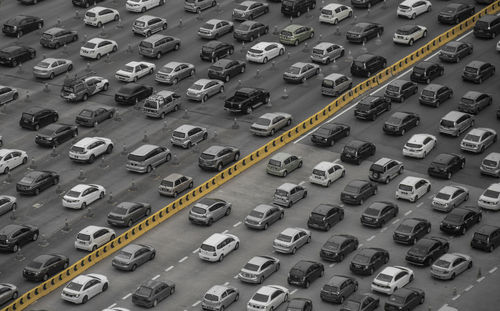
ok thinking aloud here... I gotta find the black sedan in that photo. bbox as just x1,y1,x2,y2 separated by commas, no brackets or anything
438,3,475,25
311,123,350,146
383,111,420,136
385,288,425,311
427,153,465,179
439,41,473,63
16,170,59,195
320,234,358,262
2,15,44,37
75,107,115,127
405,236,450,266
0,224,39,252
346,22,383,43
341,293,380,311
0,45,37,67
35,123,78,147
340,140,376,165
115,83,154,105
132,279,175,308
23,254,69,281
207,59,246,82
340,180,377,205
350,247,389,275
393,218,431,245
440,207,482,235
307,204,344,231
360,201,399,228
287,298,313,311
287,260,324,288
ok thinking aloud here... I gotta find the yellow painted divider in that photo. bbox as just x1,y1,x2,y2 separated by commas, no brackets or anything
4,2,500,310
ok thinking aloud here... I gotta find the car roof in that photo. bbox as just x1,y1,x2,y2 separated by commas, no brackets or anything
194,78,214,85
442,110,467,121
479,14,499,22
206,285,231,296
197,197,224,207
367,201,392,211
476,224,500,235
292,260,317,270
355,53,377,62
202,145,225,155
391,287,414,298
462,91,484,100
203,233,230,245
324,73,347,80
253,204,274,213
438,185,462,195
121,243,146,253
78,225,108,234
314,161,335,171
401,218,422,227
88,6,111,12
346,140,367,148
466,60,487,68
163,173,185,182
416,61,436,69
374,157,395,166
43,27,66,35
131,144,159,156
139,279,168,289
259,112,281,120
314,42,335,49
324,3,343,9
407,134,433,144
277,182,298,191
449,207,471,217
291,62,309,68
240,0,258,6
468,128,493,136
359,247,384,256
270,152,292,161
206,19,225,24
136,15,160,22
174,124,197,133
283,24,303,31
73,137,101,147
389,79,410,87
70,184,93,192
424,83,445,91
326,275,351,285
0,224,25,235
312,203,337,215
71,275,94,285
445,3,463,9
256,285,280,295
398,24,419,32
347,179,370,188
248,255,274,266
205,40,223,48
432,153,455,164
87,37,108,44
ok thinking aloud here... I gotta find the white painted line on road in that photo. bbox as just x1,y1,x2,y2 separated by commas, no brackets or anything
290,289,298,295
452,294,461,301
122,293,132,300
165,265,174,272
404,210,412,216
489,267,498,274
366,235,376,242
457,30,473,41
179,256,188,263
233,221,242,227
329,263,336,268
192,248,199,254
152,274,160,280
192,300,201,307
234,274,239,279
222,229,229,234
464,285,474,292
424,51,440,61
358,243,364,248
392,218,400,224
223,281,230,286
380,227,387,233
107,303,117,309
477,276,485,283
340,204,345,208
416,202,423,208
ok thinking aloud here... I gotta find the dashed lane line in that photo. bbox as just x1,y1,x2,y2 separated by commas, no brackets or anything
489,267,498,274
452,294,461,301
179,256,188,263
380,227,387,233
223,281,230,286
477,276,485,283
233,221,242,227
152,274,160,280
233,274,239,279
192,248,199,254
107,303,117,309
222,229,229,234
165,265,174,272
329,263,336,268
416,202,423,208
358,243,364,248
122,293,132,300
404,210,412,216
367,235,376,242
464,285,474,292
392,218,400,225
192,300,201,307
290,289,298,295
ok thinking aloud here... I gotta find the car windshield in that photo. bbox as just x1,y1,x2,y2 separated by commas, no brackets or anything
323,240,340,250
77,233,90,241
66,282,83,291
413,67,425,74
20,175,36,184
411,245,430,255
475,21,489,29
371,163,386,172
122,66,134,73
422,90,435,97
200,153,216,160
117,251,132,259
431,162,447,169
310,212,324,220
202,46,214,53
275,189,288,196
484,190,500,199
83,42,96,49
172,131,186,138
79,110,93,117
281,30,293,36
201,23,214,29
237,24,252,31
210,66,224,72
112,207,129,215
353,254,370,264
160,180,174,187
249,210,264,218
464,134,480,142
136,286,153,297
252,293,269,302
312,48,324,55
160,66,173,73
27,261,43,269
143,100,158,109
389,295,406,304
85,12,96,17
41,33,53,39
200,244,215,251
235,4,249,10
277,234,292,242
344,185,360,193
255,118,271,126
442,45,457,52
376,273,393,282
287,66,301,74
139,41,153,48
321,79,335,88
248,48,263,54
312,169,325,176
434,259,451,268
243,263,260,271
204,293,219,301
473,233,489,241
65,190,81,198
464,66,478,74
190,84,204,91
364,207,380,216
435,192,451,200
441,7,456,13
350,26,363,33
268,159,282,167
191,206,206,214
397,224,413,233
343,146,358,154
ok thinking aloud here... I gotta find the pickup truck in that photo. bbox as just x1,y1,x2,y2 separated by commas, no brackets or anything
224,87,270,114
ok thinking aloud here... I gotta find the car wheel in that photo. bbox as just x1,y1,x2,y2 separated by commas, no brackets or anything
294,40,299,46
216,162,223,172
88,154,96,164
207,218,213,226
225,75,230,82
49,72,55,80
304,280,310,288
146,165,152,173
411,13,416,19
96,53,101,60
150,251,156,260
447,172,452,180
409,39,414,46
82,296,88,304
35,188,40,196
131,264,137,271
153,299,158,307
97,21,102,28
81,202,87,209
225,207,231,216
165,153,171,162
92,245,97,251
202,94,208,102
106,144,113,154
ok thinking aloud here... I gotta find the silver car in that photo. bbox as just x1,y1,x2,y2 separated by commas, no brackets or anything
0,86,18,106
368,157,404,184
244,204,284,230
460,128,497,153
0,195,16,217
184,0,216,13
158,173,193,197
232,1,269,21
273,182,307,207
171,124,208,148
111,243,156,271
272,227,311,254
283,62,320,83
310,42,345,64
432,185,469,212
126,144,171,173
201,285,239,311
188,198,231,226
430,252,472,280
186,79,224,102
199,145,240,171
33,58,73,79
132,15,167,37
250,112,292,136
238,255,280,284
0,283,17,305
198,19,233,40
155,61,195,85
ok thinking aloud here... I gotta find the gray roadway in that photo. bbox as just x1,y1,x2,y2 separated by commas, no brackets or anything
0,0,498,309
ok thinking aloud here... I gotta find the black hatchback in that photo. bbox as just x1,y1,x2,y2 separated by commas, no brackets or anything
0,45,37,67
320,234,358,262
360,201,399,228
23,254,69,282
200,40,234,62
462,60,495,84
19,108,58,131
132,279,175,308
354,96,391,121
2,15,44,37
383,111,420,136
350,54,386,78
311,123,350,146
16,170,59,195
471,225,500,252
341,180,377,205
385,288,425,311
341,140,376,165
0,224,39,252
349,247,389,275
410,61,444,84
115,83,154,105
418,84,453,107
320,275,358,304
427,153,465,179
440,207,482,235
307,204,344,231
287,260,324,288
207,59,246,82
384,79,418,103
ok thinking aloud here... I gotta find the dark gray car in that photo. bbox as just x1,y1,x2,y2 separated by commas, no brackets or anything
188,198,231,225
40,27,78,49
107,202,152,227
112,243,156,271
244,204,284,230
199,145,240,171
238,255,280,284
0,283,18,306
132,279,175,308
320,275,358,304
208,59,246,82
233,21,269,42
232,1,269,21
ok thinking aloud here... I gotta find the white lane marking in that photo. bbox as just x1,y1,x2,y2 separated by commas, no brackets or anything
340,204,345,208
329,263,336,268
333,159,340,163
380,227,387,233
489,267,498,274
290,289,298,295
192,248,199,254
369,68,413,96
457,30,473,41
358,243,364,248
233,221,242,227
404,210,412,216
192,300,201,307
152,274,160,280
452,294,461,301
464,285,474,292
179,256,188,263
392,218,400,224
223,281,230,286
234,274,239,279
366,235,376,242
424,51,440,61
165,265,174,272
107,303,117,309
222,229,229,234
299,181,306,186
416,202,423,208
122,293,132,300
477,276,485,282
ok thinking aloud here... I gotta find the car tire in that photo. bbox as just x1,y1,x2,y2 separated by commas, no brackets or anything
216,162,223,172
92,245,97,251
264,223,269,230
153,299,158,307
409,39,414,46
146,165,152,173
88,154,96,164
81,202,87,209
225,207,231,216
131,264,137,271
304,280,310,288
82,296,88,304
97,22,102,28
34,188,40,196
202,94,208,102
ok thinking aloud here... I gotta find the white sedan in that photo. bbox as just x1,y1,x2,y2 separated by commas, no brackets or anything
126,0,164,13
246,42,285,64
0,149,28,174
61,273,108,304
319,3,353,24
80,38,118,60
393,25,427,46
69,137,114,163
62,184,106,209
247,285,289,311
115,61,156,82
402,133,437,159
84,7,120,28
371,266,414,295
0,86,18,106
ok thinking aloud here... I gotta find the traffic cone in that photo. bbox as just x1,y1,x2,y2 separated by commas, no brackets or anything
121,144,128,156
272,25,279,36
78,169,86,181
129,180,137,191
55,184,63,195
44,83,50,92
232,118,239,129
282,88,289,99
50,145,58,157
452,287,457,297
107,191,114,203
178,18,183,28
114,110,121,121
142,131,149,143
302,42,310,53
361,41,368,53
335,26,341,36
85,206,94,218
29,159,37,170
5,172,12,183
105,54,111,63
375,33,383,46
38,234,49,247
477,268,482,279
99,156,108,169
270,61,277,71
74,9,81,19
183,108,190,119
116,18,123,29
254,69,261,80
100,24,107,38
172,154,180,166
127,43,133,54
9,209,16,221
15,248,25,261
25,91,31,103
62,219,71,232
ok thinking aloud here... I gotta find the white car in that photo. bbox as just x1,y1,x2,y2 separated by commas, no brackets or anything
0,149,28,174
478,183,500,211
371,266,414,295
74,225,115,251
80,38,118,60
309,161,345,187
319,3,353,24
402,134,437,159
0,86,18,106
102,308,130,311
246,42,285,64
62,184,106,209
497,40,500,52
247,285,289,311
126,0,164,13
272,227,311,254
84,7,120,27
115,61,156,82
186,78,224,102
69,137,114,163
396,176,431,202
393,25,427,46
397,0,432,19
431,185,469,212
61,273,109,304
199,233,240,262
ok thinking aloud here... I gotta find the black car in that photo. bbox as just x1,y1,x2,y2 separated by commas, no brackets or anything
0,224,39,252
0,45,37,67
384,79,418,102
281,0,316,17
440,207,482,235
75,107,115,127
320,275,358,304
19,0,46,4
393,218,431,245
287,260,324,288
2,15,44,37
354,96,391,121
35,123,78,147
340,140,376,165
115,83,154,105
311,123,350,146
224,87,270,114
439,41,473,63
341,180,377,205
207,59,246,82
233,21,269,42
286,298,313,311
462,60,495,84
320,234,358,262
23,254,69,282
72,0,105,7
385,288,425,311
383,112,420,136
458,91,492,114
361,201,399,228
349,247,389,275
132,279,175,308
19,107,58,130
473,14,500,39
427,153,465,179
351,0,383,8
200,41,234,62
471,225,500,252
40,27,79,49
341,293,380,311
16,170,59,195
307,204,344,231
346,22,383,43
405,236,449,266
419,84,453,107
438,3,475,25
350,54,386,78
410,61,444,84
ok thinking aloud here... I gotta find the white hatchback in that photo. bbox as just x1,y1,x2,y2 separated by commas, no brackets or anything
126,0,164,13
84,7,120,27
62,184,106,209
319,3,353,24
396,176,431,202
199,233,240,262
246,42,285,64
397,0,432,19
309,161,345,187
74,225,115,251
80,38,118,60
69,137,114,163
402,133,436,159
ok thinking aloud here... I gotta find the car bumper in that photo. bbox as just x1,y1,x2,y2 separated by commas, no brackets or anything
405,257,427,266
63,201,83,209
371,284,394,294
283,75,303,83
462,74,481,83
74,242,93,251
189,216,210,225
0,243,15,251
246,55,265,63
69,154,90,162
347,36,365,43
250,128,272,136
80,51,97,59
402,149,425,158
340,154,361,163
361,218,382,227
233,32,251,41
279,38,297,45
460,145,481,153
431,270,453,279
480,167,500,177
438,16,455,24
158,188,175,196
432,204,452,212
397,11,413,18
126,5,144,12
186,92,204,101
184,5,199,12
341,196,362,205
478,201,500,211
273,245,293,253
132,298,154,308
410,74,429,83
112,261,133,270
311,55,329,64
61,294,83,304
16,187,38,195
473,30,494,38
309,177,329,186
126,164,148,173
419,98,439,106
23,271,44,281
471,241,493,251
107,218,128,227
439,128,458,136
320,251,341,262
244,221,266,229
350,265,372,275
385,93,404,101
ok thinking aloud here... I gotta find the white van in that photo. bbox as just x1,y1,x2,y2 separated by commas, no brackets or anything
309,161,345,187
395,176,431,202
198,233,240,262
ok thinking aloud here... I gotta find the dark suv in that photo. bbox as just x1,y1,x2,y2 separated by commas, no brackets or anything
0,224,39,252
281,0,317,17
350,54,386,78
311,123,350,146
2,15,44,37
410,61,444,84
473,14,500,39
384,79,418,102
438,41,473,63
458,91,492,115
471,225,500,252
16,170,59,195
320,234,358,262
0,45,37,67
115,83,154,105
462,60,495,84
340,180,377,205
307,204,344,231
427,153,465,179
354,96,391,121
287,260,324,288
418,84,453,107
349,248,389,275
200,41,234,62
340,140,376,165
19,108,58,131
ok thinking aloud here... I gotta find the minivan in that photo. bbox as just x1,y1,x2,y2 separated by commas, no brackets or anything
126,144,171,173
368,157,404,184
142,91,180,118
321,73,352,97
438,111,474,137
350,54,386,77
480,152,500,177
471,225,500,252
273,182,307,207
139,34,181,59
281,0,317,17
473,14,500,39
